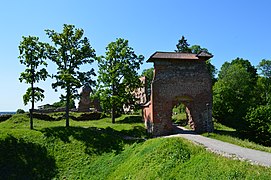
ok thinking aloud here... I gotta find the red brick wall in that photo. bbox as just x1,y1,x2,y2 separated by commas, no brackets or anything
143,57,213,136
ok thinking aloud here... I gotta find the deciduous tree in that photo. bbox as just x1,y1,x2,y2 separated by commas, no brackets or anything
97,38,144,123
245,105,271,146
141,67,154,101
19,36,49,129
176,38,217,83
257,59,271,78
257,59,271,104
45,24,96,127
190,45,209,54
190,45,217,84
213,59,257,129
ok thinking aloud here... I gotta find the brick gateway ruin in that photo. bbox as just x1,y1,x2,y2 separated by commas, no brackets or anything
142,51,213,136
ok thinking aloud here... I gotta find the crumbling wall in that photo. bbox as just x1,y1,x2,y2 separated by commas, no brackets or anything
144,58,213,136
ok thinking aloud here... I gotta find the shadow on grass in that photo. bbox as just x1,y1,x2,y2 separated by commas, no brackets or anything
0,135,57,179
120,126,148,138
117,115,143,124
40,126,146,155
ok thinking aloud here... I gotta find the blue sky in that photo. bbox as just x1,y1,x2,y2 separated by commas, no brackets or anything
1,0,271,111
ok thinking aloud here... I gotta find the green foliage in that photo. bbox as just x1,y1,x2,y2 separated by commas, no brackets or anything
257,59,271,105
141,67,154,101
189,44,217,83
245,105,271,146
18,36,49,86
16,109,25,114
206,59,217,84
213,59,257,129
175,37,217,83
175,35,191,53
172,104,187,125
254,77,270,105
258,59,271,78
19,35,49,129
70,112,102,121
45,24,96,127
219,58,257,81
22,87,45,106
97,38,144,123
172,103,186,114
18,36,49,105
0,115,12,122
190,44,209,54
31,113,61,121
172,113,187,126
52,99,75,109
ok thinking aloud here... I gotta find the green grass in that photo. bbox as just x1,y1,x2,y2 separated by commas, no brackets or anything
203,121,271,153
171,113,271,153
172,112,187,126
0,113,271,179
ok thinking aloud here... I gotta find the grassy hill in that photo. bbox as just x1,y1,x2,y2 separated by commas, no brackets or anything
0,113,271,179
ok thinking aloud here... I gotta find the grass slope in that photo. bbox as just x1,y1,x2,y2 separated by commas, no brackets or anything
203,121,271,153
172,111,271,153
0,114,271,179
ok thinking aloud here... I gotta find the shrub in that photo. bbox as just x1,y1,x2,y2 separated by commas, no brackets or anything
16,109,25,114
245,105,271,146
0,115,12,122
70,112,102,121
30,113,59,121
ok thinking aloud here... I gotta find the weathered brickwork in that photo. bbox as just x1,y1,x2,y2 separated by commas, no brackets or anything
143,52,213,136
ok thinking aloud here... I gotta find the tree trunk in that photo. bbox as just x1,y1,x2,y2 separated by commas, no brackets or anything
30,67,34,130
112,103,116,124
111,83,116,124
65,86,70,127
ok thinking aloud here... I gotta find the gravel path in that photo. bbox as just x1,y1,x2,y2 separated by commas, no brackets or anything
165,126,271,167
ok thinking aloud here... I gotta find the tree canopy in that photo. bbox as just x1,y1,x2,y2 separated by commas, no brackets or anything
213,58,257,129
190,45,209,54
175,37,217,83
141,67,154,101
257,59,271,78
45,24,96,127
256,59,271,105
18,36,49,129
175,36,191,53
97,38,144,123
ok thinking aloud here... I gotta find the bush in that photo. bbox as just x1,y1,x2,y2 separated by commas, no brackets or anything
30,113,61,121
16,109,25,114
70,112,102,121
245,105,271,146
0,115,12,122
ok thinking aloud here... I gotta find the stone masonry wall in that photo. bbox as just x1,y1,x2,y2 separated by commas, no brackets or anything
150,59,213,136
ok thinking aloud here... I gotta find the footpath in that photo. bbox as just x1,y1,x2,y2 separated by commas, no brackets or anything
166,127,271,167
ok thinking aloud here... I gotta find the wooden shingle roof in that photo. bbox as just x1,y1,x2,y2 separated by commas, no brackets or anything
147,51,213,62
